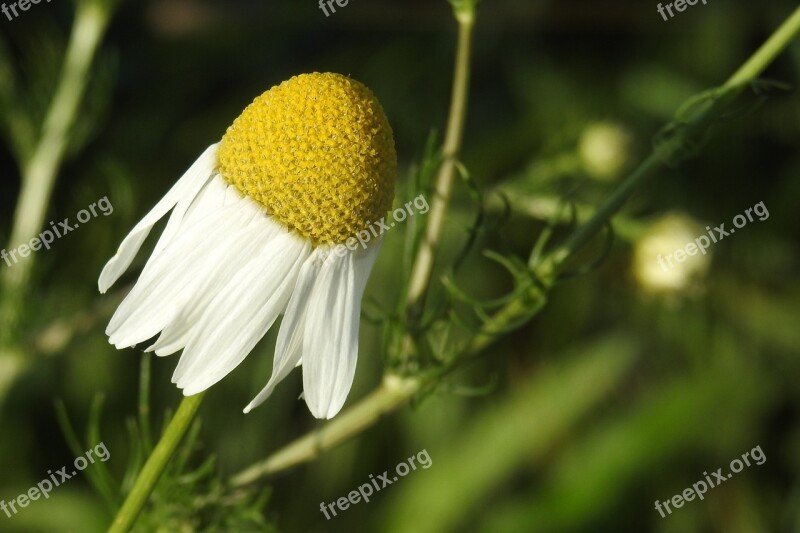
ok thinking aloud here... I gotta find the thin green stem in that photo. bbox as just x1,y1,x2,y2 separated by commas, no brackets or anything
229,4,800,486
535,4,800,281
108,392,206,533
3,0,109,295
483,192,646,243
534,153,664,282
0,0,113,405
138,355,153,453
726,5,800,87
230,376,420,486
404,6,475,320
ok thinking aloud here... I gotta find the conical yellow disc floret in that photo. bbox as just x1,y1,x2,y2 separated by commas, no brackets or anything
217,72,397,244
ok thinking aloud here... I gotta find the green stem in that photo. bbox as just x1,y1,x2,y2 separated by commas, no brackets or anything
0,0,112,405
231,376,420,486
726,5,800,86
404,5,475,320
229,4,800,486
536,4,800,281
484,192,646,242
138,354,153,453
534,153,664,282
108,392,206,533
2,0,109,299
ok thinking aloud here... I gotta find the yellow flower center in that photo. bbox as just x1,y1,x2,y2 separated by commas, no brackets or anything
217,72,397,244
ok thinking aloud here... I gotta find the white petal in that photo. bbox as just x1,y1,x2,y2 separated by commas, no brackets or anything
145,202,280,356
301,240,382,419
242,247,328,413
106,195,256,348
174,230,311,395
146,174,228,267
98,144,219,293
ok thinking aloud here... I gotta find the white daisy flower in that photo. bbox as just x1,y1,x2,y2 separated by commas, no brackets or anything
99,73,397,419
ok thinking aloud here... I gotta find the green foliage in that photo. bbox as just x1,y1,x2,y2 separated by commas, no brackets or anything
0,0,798,532
55,356,277,532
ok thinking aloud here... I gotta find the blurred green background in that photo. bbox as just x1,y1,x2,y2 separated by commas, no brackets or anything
1,0,799,531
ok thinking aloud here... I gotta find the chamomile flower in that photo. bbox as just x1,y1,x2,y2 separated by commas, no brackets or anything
99,73,396,419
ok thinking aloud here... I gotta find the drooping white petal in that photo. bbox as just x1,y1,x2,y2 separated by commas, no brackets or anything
145,173,228,268
145,200,282,356
98,144,218,293
301,240,382,419
173,230,311,396
106,194,257,349
242,247,328,413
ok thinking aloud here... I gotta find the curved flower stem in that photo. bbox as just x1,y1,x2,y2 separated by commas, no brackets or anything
108,392,206,533
485,192,646,242
231,376,421,486
404,4,475,321
2,0,111,317
0,0,113,404
533,9,800,283
230,4,800,487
